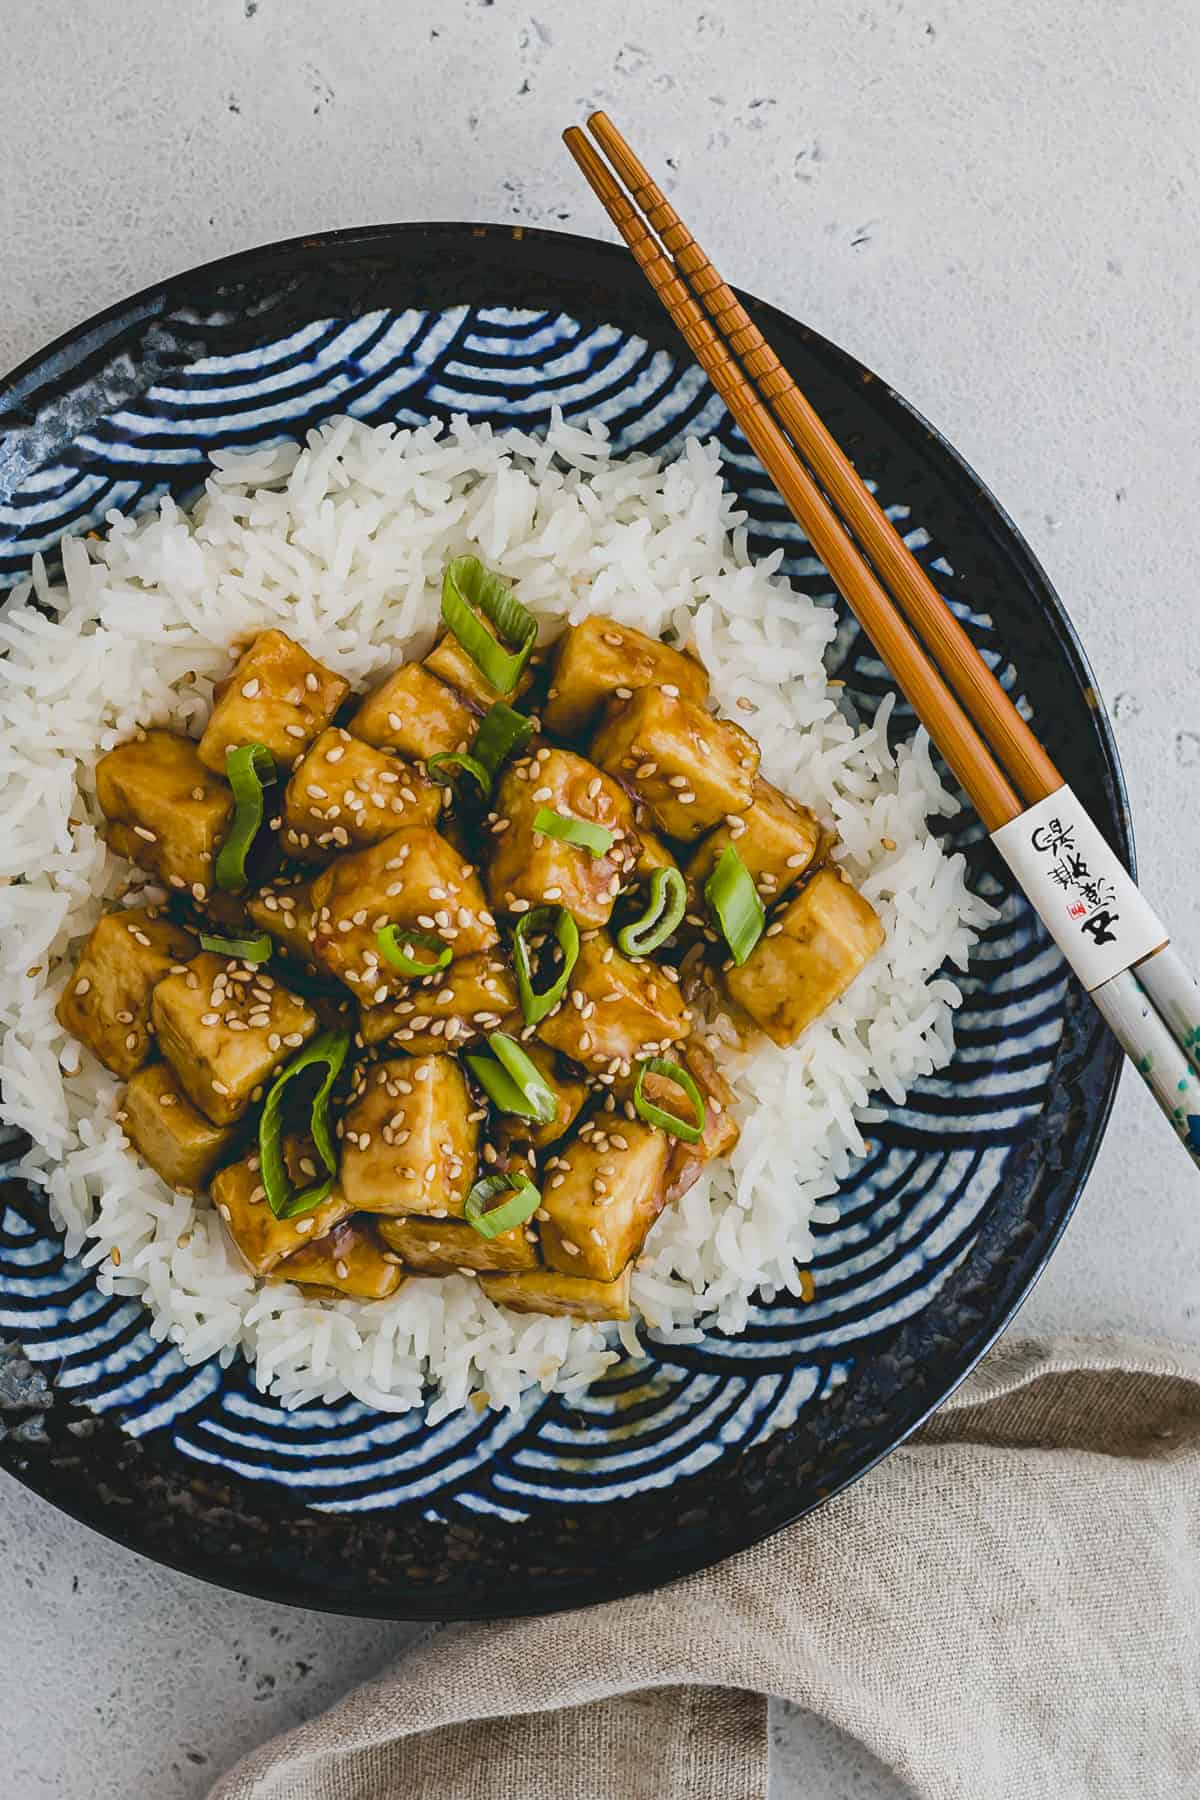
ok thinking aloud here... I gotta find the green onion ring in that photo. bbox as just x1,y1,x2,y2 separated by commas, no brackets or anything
376,926,453,979
198,929,273,964
617,866,687,958
464,1169,542,1240
465,1031,557,1124
426,749,491,796
512,904,580,1026
441,556,537,696
473,701,534,779
633,1055,706,1144
259,1030,351,1219
704,842,765,966
215,742,277,892
532,806,613,858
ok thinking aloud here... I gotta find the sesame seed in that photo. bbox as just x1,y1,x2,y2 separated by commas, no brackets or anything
786,852,808,868
132,825,157,843
74,976,92,996
285,723,306,739
305,671,320,692
615,687,632,700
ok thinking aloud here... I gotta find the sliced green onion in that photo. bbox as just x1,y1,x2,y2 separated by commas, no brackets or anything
512,904,580,1026
427,704,534,800
634,1055,706,1144
441,556,537,696
259,1029,351,1220
215,742,276,892
532,806,613,858
704,842,765,966
198,929,273,964
464,1169,542,1239
426,749,491,796
465,1031,557,1124
376,926,453,979
617,866,687,958
474,701,534,778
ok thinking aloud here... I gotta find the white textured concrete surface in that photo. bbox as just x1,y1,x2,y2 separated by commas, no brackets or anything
1,2,1197,1795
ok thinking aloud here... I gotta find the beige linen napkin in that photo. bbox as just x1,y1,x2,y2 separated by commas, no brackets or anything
209,1335,1200,1800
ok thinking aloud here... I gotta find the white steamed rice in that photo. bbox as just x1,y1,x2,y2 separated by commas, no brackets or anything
0,412,991,1417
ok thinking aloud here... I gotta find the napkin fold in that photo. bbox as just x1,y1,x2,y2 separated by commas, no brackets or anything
209,1335,1200,1800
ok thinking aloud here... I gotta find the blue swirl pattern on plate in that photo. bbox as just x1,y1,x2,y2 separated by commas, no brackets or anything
0,227,1126,1615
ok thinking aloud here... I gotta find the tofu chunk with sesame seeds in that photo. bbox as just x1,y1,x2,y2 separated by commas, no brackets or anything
634,825,681,884
211,1143,354,1276
96,730,233,898
542,615,709,738
493,1040,589,1151
539,1118,669,1282
198,629,350,774
479,1265,631,1323
423,621,537,712
280,728,442,863
347,662,479,762
151,952,319,1126
376,1215,539,1275
309,826,499,1002
536,931,690,1077
56,907,197,1078
246,878,319,970
723,866,885,1047
359,952,518,1055
487,746,640,928
686,777,821,904
590,689,759,842
121,1060,240,1192
272,1218,405,1300
339,1055,477,1218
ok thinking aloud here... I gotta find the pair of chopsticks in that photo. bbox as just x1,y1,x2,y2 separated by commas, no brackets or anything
564,112,1200,1170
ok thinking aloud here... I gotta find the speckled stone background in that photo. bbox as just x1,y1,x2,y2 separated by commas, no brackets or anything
1,2,1197,1795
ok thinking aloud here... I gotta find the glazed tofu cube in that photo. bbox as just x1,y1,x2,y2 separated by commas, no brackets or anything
537,931,690,1078
211,1144,354,1276
424,622,536,711
539,1118,669,1281
347,662,478,762
479,1265,631,1322
56,907,197,1078
543,615,709,738
634,826,681,884
309,827,498,1001
724,866,885,1046
151,952,319,1125
246,878,318,969
656,1041,742,1206
339,1055,477,1218
96,730,233,899
686,777,821,904
590,689,759,841
359,953,517,1055
121,1060,239,1192
493,1040,589,1151
280,727,441,863
198,630,350,775
270,1218,404,1300
376,1215,539,1275
487,747,639,927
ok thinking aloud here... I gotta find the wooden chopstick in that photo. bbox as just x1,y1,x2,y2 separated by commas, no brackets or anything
562,125,1022,833
584,110,1063,810
564,117,1200,1175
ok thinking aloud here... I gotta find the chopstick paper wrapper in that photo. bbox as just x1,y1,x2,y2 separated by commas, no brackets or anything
991,788,1166,990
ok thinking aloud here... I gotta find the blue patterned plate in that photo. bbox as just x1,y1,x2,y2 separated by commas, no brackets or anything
0,224,1127,1617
